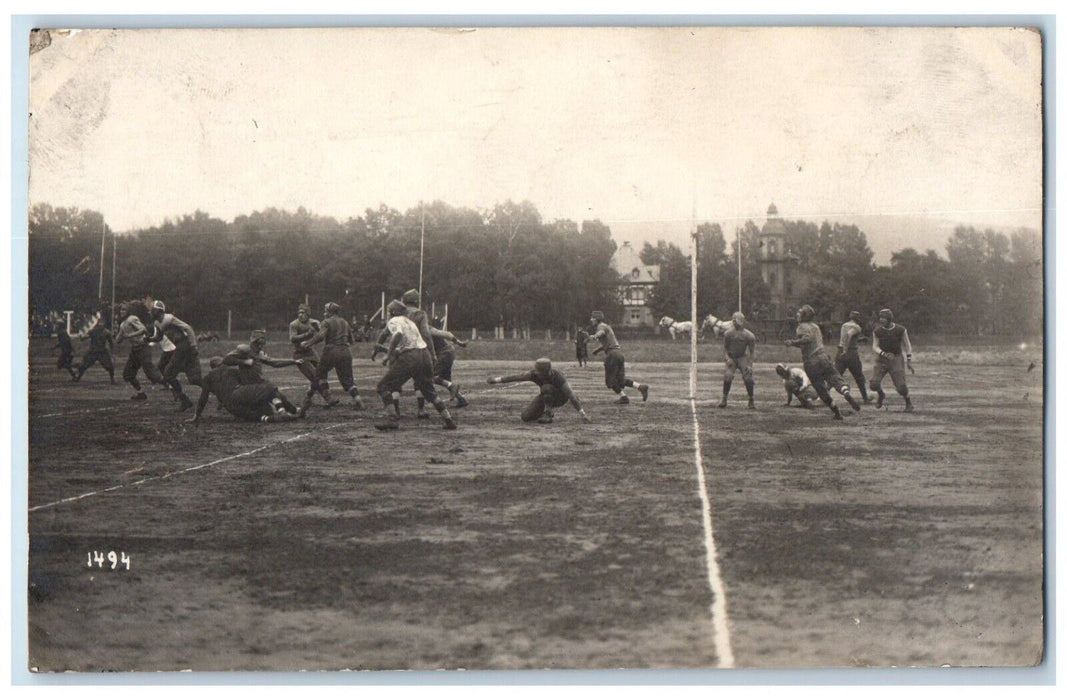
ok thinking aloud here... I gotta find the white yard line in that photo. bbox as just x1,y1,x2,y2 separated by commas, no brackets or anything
28,422,347,513
689,396,736,668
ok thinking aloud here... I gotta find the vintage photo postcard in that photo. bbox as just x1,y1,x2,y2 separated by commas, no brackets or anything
25,26,1044,672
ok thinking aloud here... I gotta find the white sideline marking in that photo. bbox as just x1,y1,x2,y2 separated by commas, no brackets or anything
29,423,346,513
690,397,736,668
32,385,306,419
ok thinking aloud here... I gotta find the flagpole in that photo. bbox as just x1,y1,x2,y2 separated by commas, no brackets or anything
110,233,117,330
98,220,107,299
737,226,743,312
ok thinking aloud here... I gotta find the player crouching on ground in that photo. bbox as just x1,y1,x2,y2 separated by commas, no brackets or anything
374,300,457,431
188,357,300,424
870,308,915,412
783,304,862,420
775,363,818,408
588,310,649,404
718,311,757,409
488,357,592,424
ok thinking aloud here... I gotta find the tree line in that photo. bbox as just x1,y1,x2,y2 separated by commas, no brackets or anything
28,202,1041,337
28,201,622,333
642,219,1042,336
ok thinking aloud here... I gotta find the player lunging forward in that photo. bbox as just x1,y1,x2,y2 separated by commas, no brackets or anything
114,301,168,401
74,321,115,383
299,302,365,414
488,357,591,424
415,315,469,417
374,300,457,430
189,357,300,424
588,310,649,404
718,311,757,409
870,308,915,412
149,300,201,411
835,310,871,403
289,304,337,408
783,305,862,420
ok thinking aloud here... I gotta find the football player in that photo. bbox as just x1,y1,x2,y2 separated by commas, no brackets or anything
588,310,649,404
718,311,757,409
870,308,915,412
783,304,861,420
488,357,591,424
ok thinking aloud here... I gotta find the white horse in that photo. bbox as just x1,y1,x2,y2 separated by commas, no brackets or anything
659,316,694,340
700,313,736,340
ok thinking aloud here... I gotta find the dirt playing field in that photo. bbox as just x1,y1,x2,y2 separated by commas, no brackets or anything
25,337,1044,671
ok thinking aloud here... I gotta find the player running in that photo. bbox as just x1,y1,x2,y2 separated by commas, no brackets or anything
870,308,915,412
775,363,818,408
414,315,469,417
289,303,337,408
149,300,201,411
188,357,300,424
718,311,757,409
373,300,457,430
835,310,871,403
114,300,168,401
588,310,649,404
53,321,77,380
299,302,365,413
488,357,592,424
783,304,862,420
73,321,115,383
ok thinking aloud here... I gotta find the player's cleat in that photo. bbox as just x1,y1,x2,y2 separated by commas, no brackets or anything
845,394,861,412
875,394,885,409
717,398,728,408
832,408,843,420
615,395,630,405
748,398,756,410
298,404,309,419
131,392,148,401
416,410,430,420
72,371,82,382
374,413,400,431
863,396,873,404
178,395,194,412
904,398,915,413
352,397,365,411
455,393,469,408
442,416,458,430
638,384,649,402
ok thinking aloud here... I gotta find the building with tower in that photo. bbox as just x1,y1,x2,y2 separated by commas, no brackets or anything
758,203,810,319
610,241,660,327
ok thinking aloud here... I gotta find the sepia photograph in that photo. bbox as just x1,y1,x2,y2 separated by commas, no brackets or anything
23,25,1044,672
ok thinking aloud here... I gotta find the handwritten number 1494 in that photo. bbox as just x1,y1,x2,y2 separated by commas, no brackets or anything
86,551,130,570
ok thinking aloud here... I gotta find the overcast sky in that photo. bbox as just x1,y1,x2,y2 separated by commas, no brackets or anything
29,26,1043,262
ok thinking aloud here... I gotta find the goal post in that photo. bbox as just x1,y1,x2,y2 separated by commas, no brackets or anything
689,228,698,400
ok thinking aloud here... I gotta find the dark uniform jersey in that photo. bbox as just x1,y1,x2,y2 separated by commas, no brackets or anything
590,322,621,352
722,327,756,359
874,324,908,355
55,328,74,353
502,369,576,400
201,365,243,405
320,316,352,346
86,325,111,351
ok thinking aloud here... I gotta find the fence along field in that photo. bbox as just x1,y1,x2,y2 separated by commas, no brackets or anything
26,331,1043,670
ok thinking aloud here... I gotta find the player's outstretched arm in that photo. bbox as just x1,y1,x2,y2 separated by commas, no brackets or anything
565,385,591,423
188,387,212,423
487,373,531,385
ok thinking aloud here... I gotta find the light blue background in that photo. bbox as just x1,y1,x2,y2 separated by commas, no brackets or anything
10,13,1056,686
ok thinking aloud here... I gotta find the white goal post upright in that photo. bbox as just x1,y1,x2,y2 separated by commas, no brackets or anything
689,222,698,400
